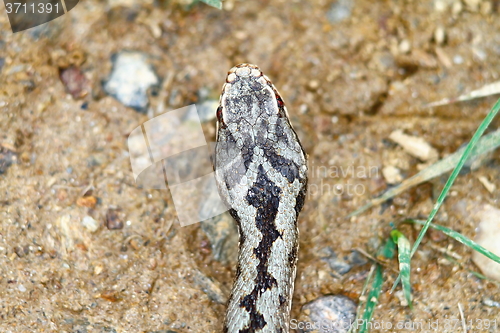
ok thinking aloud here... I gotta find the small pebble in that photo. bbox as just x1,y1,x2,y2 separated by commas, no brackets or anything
382,165,403,184
14,245,29,258
434,0,450,12
0,145,17,174
297,295,357,333
453,54,464,64
345,250,368,266
308,80,320,90
434,26,446,45
234,31,248,40
94,263,104,275
452,0,463,15
129,238,140,250
394,290,409,306
483,298,500,308
103,51,159,113
76,195,97,208
477,176,496,193
320,248,367,275
464,0,481,11
106,208,124,230
326,0,353,24
18,284,27,292
321,247,352,275
82,216,99,232
398,39,411,54
59,66,90,99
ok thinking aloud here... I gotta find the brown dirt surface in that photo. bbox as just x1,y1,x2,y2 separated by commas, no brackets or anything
1,0,499,332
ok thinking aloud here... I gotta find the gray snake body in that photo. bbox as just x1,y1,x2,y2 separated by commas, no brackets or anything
214,64,308,332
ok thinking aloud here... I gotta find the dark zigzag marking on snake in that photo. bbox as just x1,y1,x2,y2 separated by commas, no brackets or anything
264,149,300,183
238,164,282,333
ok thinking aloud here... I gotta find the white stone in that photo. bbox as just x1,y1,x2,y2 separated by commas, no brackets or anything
434,0,454,12
103,51,159,112
389,130,439,162
452,1,463,15
82,216,99,232
382,165,403,184
472,204,500,282
477,176,496,193
398,39,411,54
434,26,446,45
464,0,481,11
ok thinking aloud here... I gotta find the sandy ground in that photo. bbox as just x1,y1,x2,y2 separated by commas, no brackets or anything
0,0,499,332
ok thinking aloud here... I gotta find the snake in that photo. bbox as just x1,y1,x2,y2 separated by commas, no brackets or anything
214,64,308,332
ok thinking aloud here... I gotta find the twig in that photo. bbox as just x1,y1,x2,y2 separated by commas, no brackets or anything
458,303,467,333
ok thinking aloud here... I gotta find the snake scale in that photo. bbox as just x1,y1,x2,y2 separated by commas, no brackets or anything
214,64,308,332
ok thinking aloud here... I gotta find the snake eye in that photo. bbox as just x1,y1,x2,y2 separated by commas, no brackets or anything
216,106,227,128
276,96,284,108
216,106,223,122
275,95,287,117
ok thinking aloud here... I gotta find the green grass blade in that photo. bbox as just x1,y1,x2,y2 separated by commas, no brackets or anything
409,98,500,258
354,238,396,333
407,219,500,264
391,230,412,309
442,256,495,282
356,265,384,333
391,98,500,291
379,236,396,260
199,0,222,9
348,127,500,218
348,265,376,333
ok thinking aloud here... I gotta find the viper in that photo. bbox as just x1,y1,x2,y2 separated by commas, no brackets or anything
214,64,308,332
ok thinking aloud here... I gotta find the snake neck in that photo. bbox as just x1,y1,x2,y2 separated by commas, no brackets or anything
215,64,308,333
224,204,299,333
222,162,305,333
